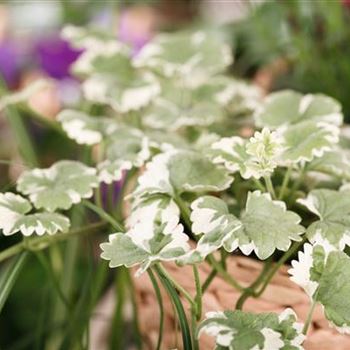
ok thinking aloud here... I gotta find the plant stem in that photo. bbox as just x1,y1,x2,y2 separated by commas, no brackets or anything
254,237,307,297
207,255,245,292
156,263,196,308
236,237,306,310
193,265,202,321
83,200,124,232
264,175,276,199
253,178,266,192
289,164,306,197
303,298,318,335
147,269,164,350
125,269,142,349
174,193,192,232
278,165,292,200
191,310,199,350
201,269,217,294
235,258,272,310
0,222,107,264
110,268,126,349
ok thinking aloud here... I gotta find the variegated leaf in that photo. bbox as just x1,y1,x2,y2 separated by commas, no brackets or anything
280,120,339,164
0,193,70,236
98,127,151,184
209,129,283,179
82,72,160,113
134,30,232,79
17,161,98,212
298,189,350,250
100,195,189,276
307,148,350,181
256,90,343,128
143,79,224,130
134,151,233,198
198,308,304,350
57,109,118,145
179,196,242,264
62,25,130,52
235,191,304,260
289,242,350,334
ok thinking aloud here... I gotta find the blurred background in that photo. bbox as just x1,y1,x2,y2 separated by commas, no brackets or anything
1,0,350,349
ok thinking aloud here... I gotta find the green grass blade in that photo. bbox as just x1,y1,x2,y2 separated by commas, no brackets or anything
155,265,193,350
0,252,28,313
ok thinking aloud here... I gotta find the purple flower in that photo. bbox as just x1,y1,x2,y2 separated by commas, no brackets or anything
100,180,123,210
0,40,19,87
35,35,82,79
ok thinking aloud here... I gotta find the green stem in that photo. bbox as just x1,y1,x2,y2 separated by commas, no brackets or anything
174,193,192,232
302,297,318,335
207,255,245,292
289,164,306,197
0,222,107,264
254,237,307,297
235,258,273,310
264,175,276,199
201,269,217,294
193,265,202,321
191,310,199,350
253,178,266,192
278,165,292,200
156,263,196,308
147,269,164,350
125,270,142,350
110,268,126,349
83,200,124,232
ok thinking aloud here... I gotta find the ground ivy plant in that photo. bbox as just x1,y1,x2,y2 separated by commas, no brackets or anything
1,24,350,350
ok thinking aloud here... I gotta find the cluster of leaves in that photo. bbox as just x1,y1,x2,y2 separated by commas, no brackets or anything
2,24,350,350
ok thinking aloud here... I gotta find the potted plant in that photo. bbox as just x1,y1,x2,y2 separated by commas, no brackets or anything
1,24,350,349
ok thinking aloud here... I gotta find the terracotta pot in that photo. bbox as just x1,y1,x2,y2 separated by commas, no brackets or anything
133,255,350,350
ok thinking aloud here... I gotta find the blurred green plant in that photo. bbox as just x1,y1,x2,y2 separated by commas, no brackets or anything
231,0,350,120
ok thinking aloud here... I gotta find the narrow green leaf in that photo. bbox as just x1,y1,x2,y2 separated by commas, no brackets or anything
0,252,28,313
